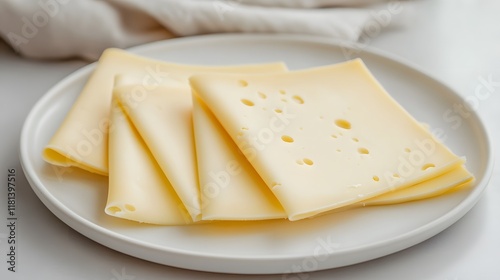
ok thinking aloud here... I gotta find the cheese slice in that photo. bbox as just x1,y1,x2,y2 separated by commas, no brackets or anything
105,96,191,225
192,95,287,220
43,48,286,176
190,59,467,221
193,91,473,218
193,93,472,219
115,84,205,221
362,164,474,206
113,62,287,222
328,165,474,214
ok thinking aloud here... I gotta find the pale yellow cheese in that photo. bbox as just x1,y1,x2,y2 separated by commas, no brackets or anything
115,84,204,221
192,95,287,220
190,59,467,221
113,62,287,222
193,92,473,218
362,165,474,206
43,48,286,176
328,165,474,214
105,96,191,225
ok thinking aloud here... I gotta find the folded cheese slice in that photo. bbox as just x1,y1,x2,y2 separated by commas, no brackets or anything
190,59,467,221
43,48,286,176
106,96,191,225
113,62,287,222
192,95,287,220
114,84,205,221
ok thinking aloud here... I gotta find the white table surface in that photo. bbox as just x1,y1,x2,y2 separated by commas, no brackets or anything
1,0,499,279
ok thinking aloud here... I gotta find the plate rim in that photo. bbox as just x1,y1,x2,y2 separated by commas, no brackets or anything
19,33,494,274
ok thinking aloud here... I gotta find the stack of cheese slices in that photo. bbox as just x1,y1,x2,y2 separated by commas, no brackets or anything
43,49,474,225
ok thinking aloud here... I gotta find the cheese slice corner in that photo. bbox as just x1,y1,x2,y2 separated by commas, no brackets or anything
361,164,474,206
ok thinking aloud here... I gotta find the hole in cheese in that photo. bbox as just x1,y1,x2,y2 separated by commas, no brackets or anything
271,182,281,189
358,147,369,154
107,206,121,214
239,80,248,87
279,90,286,95
352,137,359,142
404,148,411,153
393,173,400,178
422,163,436,170
281,135,294,143
241,99,254,106
258,92,267,99
125,204,136,212
274,108,283,113
292,95,304,104
331,134,338,139
335,119,351,129
373,176,380,182
281,98,287,103
303,158,314,165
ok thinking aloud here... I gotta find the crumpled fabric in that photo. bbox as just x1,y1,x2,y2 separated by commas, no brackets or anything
0,0,406,60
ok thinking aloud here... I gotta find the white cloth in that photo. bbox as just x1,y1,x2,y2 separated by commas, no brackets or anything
0,0,404,60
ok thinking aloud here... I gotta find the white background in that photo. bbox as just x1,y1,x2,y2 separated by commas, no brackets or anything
1,0,499,279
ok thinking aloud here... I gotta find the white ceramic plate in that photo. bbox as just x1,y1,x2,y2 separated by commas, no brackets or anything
20,34,493,274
